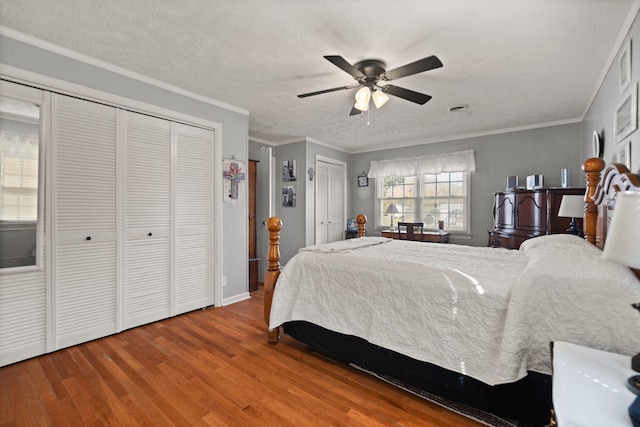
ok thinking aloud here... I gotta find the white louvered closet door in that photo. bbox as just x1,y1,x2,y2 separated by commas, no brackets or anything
174,123,214,314
51,94,117,349
123,111,172,329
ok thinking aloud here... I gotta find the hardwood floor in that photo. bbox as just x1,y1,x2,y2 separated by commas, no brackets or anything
0,287,484,426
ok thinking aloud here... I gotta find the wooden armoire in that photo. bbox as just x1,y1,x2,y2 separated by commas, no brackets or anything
488,187,585,249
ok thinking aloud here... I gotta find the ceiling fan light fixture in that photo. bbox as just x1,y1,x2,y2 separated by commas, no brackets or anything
354,99,369,111
355,85,371,101
372,90,389,109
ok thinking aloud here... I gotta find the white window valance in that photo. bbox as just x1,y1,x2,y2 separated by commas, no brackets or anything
367,149,476,178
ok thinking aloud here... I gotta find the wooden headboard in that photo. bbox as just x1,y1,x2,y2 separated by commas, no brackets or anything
583,157,640,248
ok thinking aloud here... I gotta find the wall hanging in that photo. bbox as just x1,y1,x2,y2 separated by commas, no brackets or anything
282,159,297,182
223,157,246,205
282,185,296,207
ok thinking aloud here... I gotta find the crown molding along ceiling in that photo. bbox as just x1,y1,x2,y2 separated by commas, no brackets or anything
0,0,638,153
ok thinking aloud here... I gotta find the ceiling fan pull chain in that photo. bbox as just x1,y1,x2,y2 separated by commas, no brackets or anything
367,108,370,126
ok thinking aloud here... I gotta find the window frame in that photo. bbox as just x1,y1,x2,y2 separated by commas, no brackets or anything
375,172,471,235
0,89,47,272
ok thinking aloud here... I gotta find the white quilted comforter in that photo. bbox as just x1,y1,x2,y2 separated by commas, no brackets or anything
269,234,640,385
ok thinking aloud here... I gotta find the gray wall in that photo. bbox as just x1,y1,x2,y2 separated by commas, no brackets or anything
0,33,250,300
350,123,583,247
273,140,307,265
582,10,640,175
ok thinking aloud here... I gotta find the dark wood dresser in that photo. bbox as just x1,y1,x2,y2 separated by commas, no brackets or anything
488,188,585,249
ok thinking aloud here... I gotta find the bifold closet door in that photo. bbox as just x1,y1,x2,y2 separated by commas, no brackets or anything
326,163,345,242
51,94,117,349
174,123,214,314
315,161,345,244
123,111,172,329
315,163,330,245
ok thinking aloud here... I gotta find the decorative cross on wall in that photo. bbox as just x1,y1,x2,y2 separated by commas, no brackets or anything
224,161,245,199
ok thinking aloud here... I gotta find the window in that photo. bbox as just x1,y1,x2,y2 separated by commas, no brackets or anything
1,148,38,221
377,172,470,233
0,94,41,269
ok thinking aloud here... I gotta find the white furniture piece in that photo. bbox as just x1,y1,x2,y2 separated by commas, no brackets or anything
553,341,637,426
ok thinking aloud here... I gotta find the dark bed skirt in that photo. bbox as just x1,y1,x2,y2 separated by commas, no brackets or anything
284,321,552,427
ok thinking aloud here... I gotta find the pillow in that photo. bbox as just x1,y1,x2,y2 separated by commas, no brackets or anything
519,233,595,254
520,233,636,284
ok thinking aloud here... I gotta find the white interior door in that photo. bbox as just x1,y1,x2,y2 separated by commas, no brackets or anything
123,111,172,329
315,158,345,244
174,123,214,314
51,94,118,349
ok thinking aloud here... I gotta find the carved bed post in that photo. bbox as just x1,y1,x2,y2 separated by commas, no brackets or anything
356,214,367,237
264,217,282,344
582,157,605,245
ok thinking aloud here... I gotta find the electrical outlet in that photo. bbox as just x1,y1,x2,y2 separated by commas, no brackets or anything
222,276,227,287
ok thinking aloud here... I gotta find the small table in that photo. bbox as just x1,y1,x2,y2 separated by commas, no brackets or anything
381,230,449,243
552,341,636,426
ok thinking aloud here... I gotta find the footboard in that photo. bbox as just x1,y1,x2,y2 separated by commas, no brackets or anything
263,214,367,344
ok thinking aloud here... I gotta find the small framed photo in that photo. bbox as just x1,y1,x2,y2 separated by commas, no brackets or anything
619,39,632,93
614,83,637,142
282,159,297,182
617,141,632,170
357,173,368,187
282,185,296,207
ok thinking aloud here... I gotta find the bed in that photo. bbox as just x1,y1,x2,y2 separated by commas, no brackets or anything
262,158,640,426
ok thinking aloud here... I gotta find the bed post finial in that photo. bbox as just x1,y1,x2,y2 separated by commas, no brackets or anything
356,214,367,237
264,217,282,344
583,157,605,245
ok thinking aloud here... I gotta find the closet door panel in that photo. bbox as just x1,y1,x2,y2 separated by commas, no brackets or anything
314,164,329,244
52,94,117,348
327,164,345,242
174,124,213,313
55,242,116,348
123,112,172,328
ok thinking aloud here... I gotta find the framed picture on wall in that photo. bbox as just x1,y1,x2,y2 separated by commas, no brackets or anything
357,172,369,187
282,160,297,182
618,141,632,169
614,83,637,142
282,185,296,207
619,39,632,93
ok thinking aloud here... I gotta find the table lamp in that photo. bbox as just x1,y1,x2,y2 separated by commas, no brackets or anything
557,194,585,236
601,191,640,373
385,204,399,231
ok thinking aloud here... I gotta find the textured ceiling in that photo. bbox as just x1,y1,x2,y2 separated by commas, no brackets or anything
0,0,636,152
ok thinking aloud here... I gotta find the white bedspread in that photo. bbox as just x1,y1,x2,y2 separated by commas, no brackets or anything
269,235,640,385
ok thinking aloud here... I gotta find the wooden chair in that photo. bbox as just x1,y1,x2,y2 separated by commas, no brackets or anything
397,222,424,241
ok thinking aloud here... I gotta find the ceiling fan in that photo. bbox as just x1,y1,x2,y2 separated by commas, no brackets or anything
297,55,443,116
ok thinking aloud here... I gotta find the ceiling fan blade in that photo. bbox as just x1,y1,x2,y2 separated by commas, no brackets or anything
382,85,432,105
298,85,358,98
324,55,365,79
383,55,443,81
349,103,361,116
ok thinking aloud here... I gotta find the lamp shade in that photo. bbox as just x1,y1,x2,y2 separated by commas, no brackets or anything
557,195,585,218
385,204,399,214
372,90,389,109
354,86,371,111
602,191,640,269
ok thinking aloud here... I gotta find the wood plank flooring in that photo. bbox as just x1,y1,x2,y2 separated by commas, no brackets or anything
0,286,484,426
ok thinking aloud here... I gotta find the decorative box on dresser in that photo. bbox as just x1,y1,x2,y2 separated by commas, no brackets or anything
489,188,585,249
